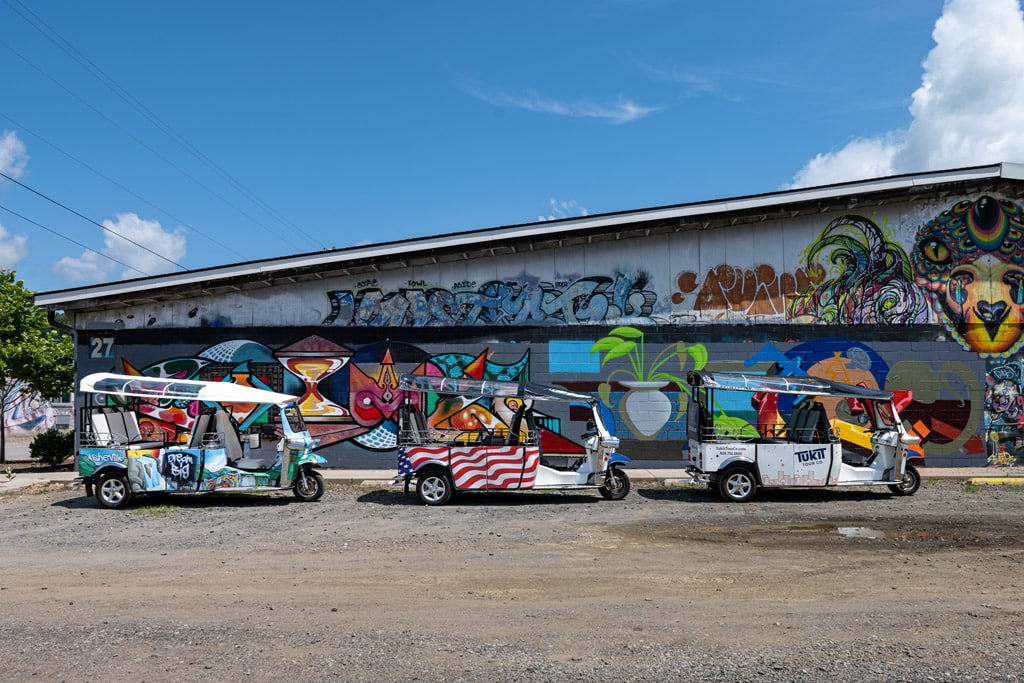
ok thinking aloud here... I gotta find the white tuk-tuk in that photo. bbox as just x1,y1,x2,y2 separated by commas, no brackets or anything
394,373,631,505
76,373,327,508
684,370,922,502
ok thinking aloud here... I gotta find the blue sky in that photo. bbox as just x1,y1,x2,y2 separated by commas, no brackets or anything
2,0,1023,293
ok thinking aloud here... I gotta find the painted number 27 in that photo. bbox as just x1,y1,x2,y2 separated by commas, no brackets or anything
89,336,115,359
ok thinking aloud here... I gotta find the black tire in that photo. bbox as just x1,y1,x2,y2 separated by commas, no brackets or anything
599,468,631,500
293,469,325,502
888,464,921,496
95,470,133,509
416,468,454,506
718,466,758,503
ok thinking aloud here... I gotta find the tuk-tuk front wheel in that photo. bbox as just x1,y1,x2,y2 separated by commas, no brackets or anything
599,468,631,500
888,464,921,496
293,469,325,502
718,466,757,503
95,471,133,509
416,469,453,506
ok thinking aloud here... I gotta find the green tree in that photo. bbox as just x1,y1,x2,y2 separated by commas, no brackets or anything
0,270,74,463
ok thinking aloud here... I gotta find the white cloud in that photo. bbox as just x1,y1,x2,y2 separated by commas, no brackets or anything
0,130,29,180
462,80,660,124
538,198,589,222
0,223,28,268
53,212,186,283
790,0,1024,188
790,133,902,189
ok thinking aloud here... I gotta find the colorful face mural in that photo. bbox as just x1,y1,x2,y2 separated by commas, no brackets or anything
911,196,1024,357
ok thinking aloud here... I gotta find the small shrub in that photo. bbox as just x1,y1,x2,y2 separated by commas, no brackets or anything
28,428,75,469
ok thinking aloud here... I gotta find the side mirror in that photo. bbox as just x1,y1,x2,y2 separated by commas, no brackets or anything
900,433,921,445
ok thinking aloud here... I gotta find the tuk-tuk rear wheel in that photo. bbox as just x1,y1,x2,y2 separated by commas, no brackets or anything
416,469,453,506
718,466,757,503
95,471,132,509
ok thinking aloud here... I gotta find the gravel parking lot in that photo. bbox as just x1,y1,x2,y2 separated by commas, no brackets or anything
3,478,1024,682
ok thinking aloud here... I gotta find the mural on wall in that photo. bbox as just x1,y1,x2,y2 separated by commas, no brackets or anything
3,382,65,435
787,215,931,325
102,335,587,458
985,356,1024,465
778,198,1024,457
564,335,983,463
672,264,820,320
911,196,1024,358
589,327,707,440
322,272,658,326
83,194,1024,466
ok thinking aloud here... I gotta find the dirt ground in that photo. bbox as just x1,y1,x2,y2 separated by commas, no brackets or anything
3,476,1024,682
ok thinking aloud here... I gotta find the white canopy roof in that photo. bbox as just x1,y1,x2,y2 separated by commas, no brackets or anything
399,373,595,403
80,372,298,406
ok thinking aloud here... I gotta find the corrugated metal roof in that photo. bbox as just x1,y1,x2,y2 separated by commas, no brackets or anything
34,162,1024,309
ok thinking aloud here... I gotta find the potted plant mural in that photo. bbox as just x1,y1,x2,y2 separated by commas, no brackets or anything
590,326,708,439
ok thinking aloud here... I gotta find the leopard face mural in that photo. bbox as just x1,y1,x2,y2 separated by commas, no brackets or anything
911,196,1024,357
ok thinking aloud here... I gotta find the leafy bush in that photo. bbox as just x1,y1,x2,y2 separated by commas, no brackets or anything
28,428,74,469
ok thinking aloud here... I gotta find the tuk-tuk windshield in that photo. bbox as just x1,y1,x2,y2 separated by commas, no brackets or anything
282,405,306,433
868,400,897,430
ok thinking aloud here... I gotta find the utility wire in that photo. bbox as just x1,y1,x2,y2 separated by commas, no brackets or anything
0,109,244,259
0,36,309,253
0,170,185,272
4,0,325,250
0,201,148,275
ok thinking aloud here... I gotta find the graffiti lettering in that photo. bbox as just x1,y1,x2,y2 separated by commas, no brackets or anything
85,452,126,466
672,264,818,318
322,273,657,326
164,451,196,484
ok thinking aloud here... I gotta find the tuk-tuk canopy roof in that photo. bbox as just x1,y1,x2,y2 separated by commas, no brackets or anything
399,374,595,403
80,373,299,407
687,371,893,401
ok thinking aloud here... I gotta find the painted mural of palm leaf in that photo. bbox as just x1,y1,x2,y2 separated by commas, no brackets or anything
592,327,644,378
600,341,639,377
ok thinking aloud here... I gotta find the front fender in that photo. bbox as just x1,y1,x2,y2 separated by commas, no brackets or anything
294,452,328,467
606,453,631,469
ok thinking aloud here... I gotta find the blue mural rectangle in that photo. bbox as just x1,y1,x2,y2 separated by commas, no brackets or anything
549,340,600,374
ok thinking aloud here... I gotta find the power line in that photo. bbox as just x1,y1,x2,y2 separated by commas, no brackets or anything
0,109,245,259
4,0,326,250
0,35,312,253
0,202,148,275
0,170,185,272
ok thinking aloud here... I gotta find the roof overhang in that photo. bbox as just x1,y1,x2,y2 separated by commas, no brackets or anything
35,162,1024,311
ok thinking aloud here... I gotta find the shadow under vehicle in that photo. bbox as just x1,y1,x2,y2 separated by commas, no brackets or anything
683,371,921,503
76,373,327,509
394,373,631,506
